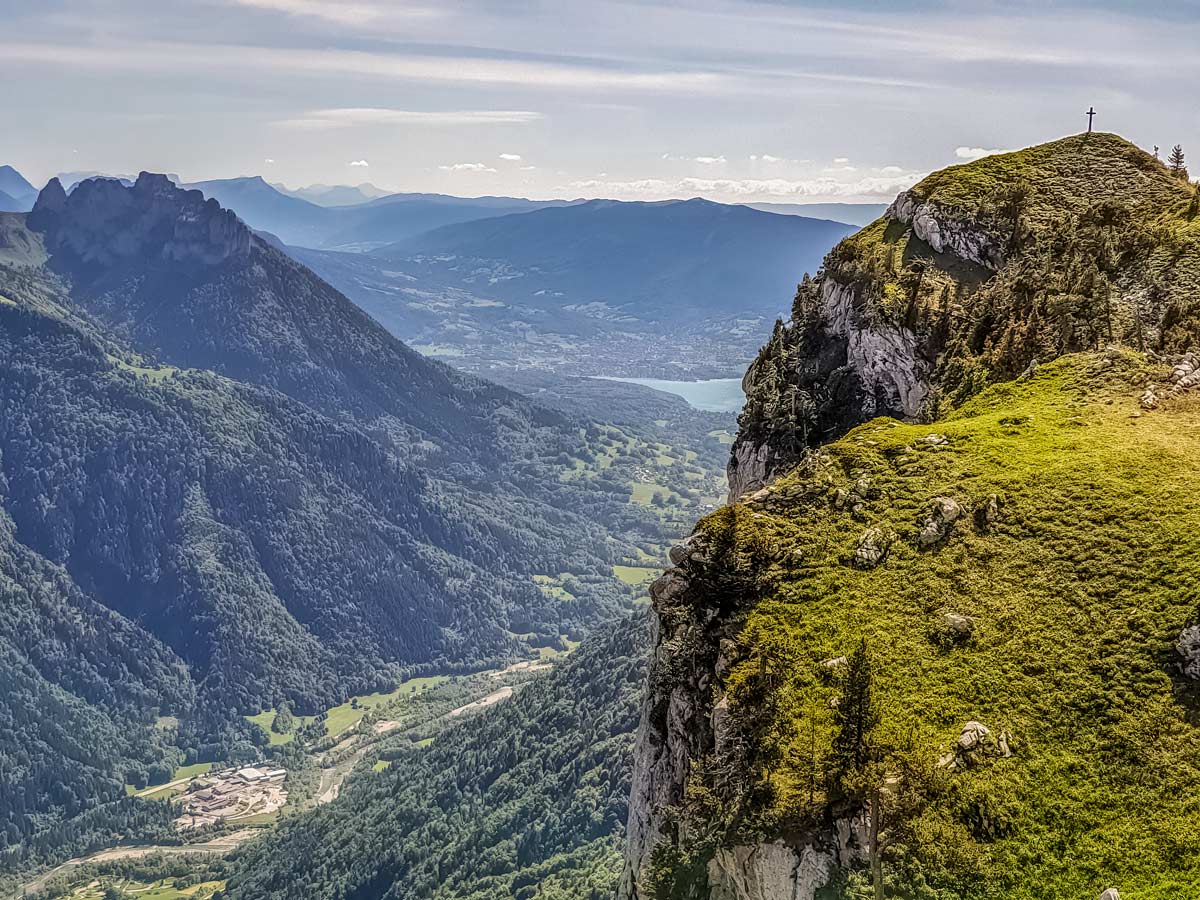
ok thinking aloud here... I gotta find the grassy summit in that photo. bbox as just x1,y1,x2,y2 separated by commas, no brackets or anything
737,132,1200,466
909,132,1190,225
687,351,1200,897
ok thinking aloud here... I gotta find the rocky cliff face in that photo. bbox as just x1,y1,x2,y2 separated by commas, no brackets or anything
624,134,1200,900
727,132,1198,501
29,172,253,266
621,487,871,900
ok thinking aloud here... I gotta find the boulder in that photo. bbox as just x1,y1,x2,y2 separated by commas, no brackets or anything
853,528,891,568
1177,625,1200,679
1140,388,1159,409
1099,890,1120,900
918,520,943,547
919,433,949,446
975,494,1001,531
668,535,701,567
957,721,992,752
936,612,975,645
918,495,963,547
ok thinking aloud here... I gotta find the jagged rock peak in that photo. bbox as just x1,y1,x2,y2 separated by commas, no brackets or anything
28,170,253,265
31,176,67,215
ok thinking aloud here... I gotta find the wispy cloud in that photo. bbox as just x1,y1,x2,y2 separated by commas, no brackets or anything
274,108,544,129
0,41,728,95
955,146,1008,160
563,171,926,204
226,0,398,25
662,153,727,164
439,162,498,173
348,159,369,167
498,153,523,161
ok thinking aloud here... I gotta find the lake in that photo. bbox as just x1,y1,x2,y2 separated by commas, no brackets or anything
595,376,746,413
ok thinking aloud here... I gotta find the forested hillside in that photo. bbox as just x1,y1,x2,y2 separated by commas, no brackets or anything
227,615,649,900
0,175,683,870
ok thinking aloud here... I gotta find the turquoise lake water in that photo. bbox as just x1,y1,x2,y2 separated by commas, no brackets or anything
595,376,746,413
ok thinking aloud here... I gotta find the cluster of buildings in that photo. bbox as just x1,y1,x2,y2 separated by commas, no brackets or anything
176,765,288,830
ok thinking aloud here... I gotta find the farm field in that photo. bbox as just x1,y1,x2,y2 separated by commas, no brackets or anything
59,877,225,900
244,674,450,744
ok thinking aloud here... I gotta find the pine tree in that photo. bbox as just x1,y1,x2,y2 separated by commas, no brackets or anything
830,638,878,796
1168,144,1188,179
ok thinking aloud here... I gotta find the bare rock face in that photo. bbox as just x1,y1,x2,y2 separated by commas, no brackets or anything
28,173,253,267
621,544,724,900
728,437,797,502
707,843,836,900
888,190,1005,271
726,196,1001,501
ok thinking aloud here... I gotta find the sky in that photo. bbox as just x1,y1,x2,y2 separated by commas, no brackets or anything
3,0,1199,203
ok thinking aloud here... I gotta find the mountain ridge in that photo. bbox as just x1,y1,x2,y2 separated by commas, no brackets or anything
623,132,1200,900
0,172,680,869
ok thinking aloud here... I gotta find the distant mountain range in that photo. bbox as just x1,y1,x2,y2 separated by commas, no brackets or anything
294,198,856,376
182,176,581,250
745,201,888,226
1,164,869,376
0,165,38,212
271,181,392,207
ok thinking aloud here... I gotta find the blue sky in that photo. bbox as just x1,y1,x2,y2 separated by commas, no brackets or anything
3,0,1197,201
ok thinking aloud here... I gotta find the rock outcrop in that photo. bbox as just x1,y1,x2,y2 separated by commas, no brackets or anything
29,172,253,266
727,133,1199,502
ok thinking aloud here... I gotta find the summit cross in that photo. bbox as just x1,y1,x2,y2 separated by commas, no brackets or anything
1087,106,1096,132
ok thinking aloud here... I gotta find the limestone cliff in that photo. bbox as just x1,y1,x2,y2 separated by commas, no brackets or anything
728,132,1199,499
624,133,1200,900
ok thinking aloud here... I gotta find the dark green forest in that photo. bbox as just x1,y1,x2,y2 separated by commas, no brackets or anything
226,615,649,900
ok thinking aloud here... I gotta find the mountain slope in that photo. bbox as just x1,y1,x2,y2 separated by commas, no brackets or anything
0,165,38,211
624,134,1200,900
186,177,571,249
272,182,391,207
745,202,888,227
0,175,674,869
227,614,649,900
25,173,569,460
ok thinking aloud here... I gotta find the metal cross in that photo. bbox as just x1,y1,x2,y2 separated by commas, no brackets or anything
1086,107,1096,132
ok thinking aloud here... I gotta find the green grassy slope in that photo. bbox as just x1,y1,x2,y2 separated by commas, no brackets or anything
695,352,1200,897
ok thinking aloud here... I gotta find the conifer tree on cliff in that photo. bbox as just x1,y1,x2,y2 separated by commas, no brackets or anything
831,639,884,899
831,638,878,795
1168,144,1188,179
